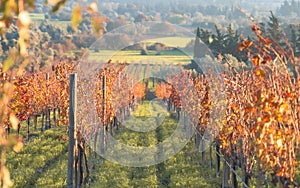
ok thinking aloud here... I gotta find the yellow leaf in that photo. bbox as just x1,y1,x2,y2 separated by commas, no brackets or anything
9,113,19,129
19,27,30,40
255,68,266,79
92,15,107,35
258,148,263,156
0,20,6,28
48,0,61,5
19,38,28,56
86,2,98,14
3,56,14,72
13,141,23,152
277,114,283,122
279,103,288,113
17,59,30,75
18,11,31,27
71,5,82,31
2,166,13,188
227,126,234,131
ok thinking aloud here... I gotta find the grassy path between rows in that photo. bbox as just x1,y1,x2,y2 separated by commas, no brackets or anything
88,101,221,187
6,101,221,187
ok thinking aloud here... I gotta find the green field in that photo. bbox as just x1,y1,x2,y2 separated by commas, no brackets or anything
30,13,70,29
87,50,192,64
51,20,70,29
143,37,193,48
30,13,45,22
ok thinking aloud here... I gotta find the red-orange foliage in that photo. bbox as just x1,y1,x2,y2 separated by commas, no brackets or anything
155,82,172,100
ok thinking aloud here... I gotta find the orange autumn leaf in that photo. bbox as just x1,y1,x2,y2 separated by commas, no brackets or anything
244,39,253,48
252,55,260,66
236,125,243,131
238,39,253,51
277,168,285,177
245,106,255,113
92,15,107,35
255,68,266,79
262,114,271,123
263,38,272,45
231,103,238,108
285,92,292,98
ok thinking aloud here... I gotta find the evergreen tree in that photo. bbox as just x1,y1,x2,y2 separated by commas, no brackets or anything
189,27,205,74
278,0,292,16
267,11,281,43
291,0,298,14
210,25,226,56
199,28,212,45
290,25,298,55
193,27,202,58
259,22,266,35
297,25,300,56
224,24,239,56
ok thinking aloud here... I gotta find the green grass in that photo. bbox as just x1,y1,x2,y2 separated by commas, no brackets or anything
34,151,68,188
132,100,169,118
87,50,192,64
122,63,176,84
88,100,222,187
6,127,68,188
51,21,70,29
29,13,70,29
30,13,45,22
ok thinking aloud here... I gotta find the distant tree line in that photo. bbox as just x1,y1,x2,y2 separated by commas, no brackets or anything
277,0,300,16
193,12,300,64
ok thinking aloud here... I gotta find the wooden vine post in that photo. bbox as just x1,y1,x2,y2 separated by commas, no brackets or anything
46,73,51,130
33,115,38,131
67,73,77,188
41,112,45,132
27,116,30,141
101,74,106,154
53,108,56,127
